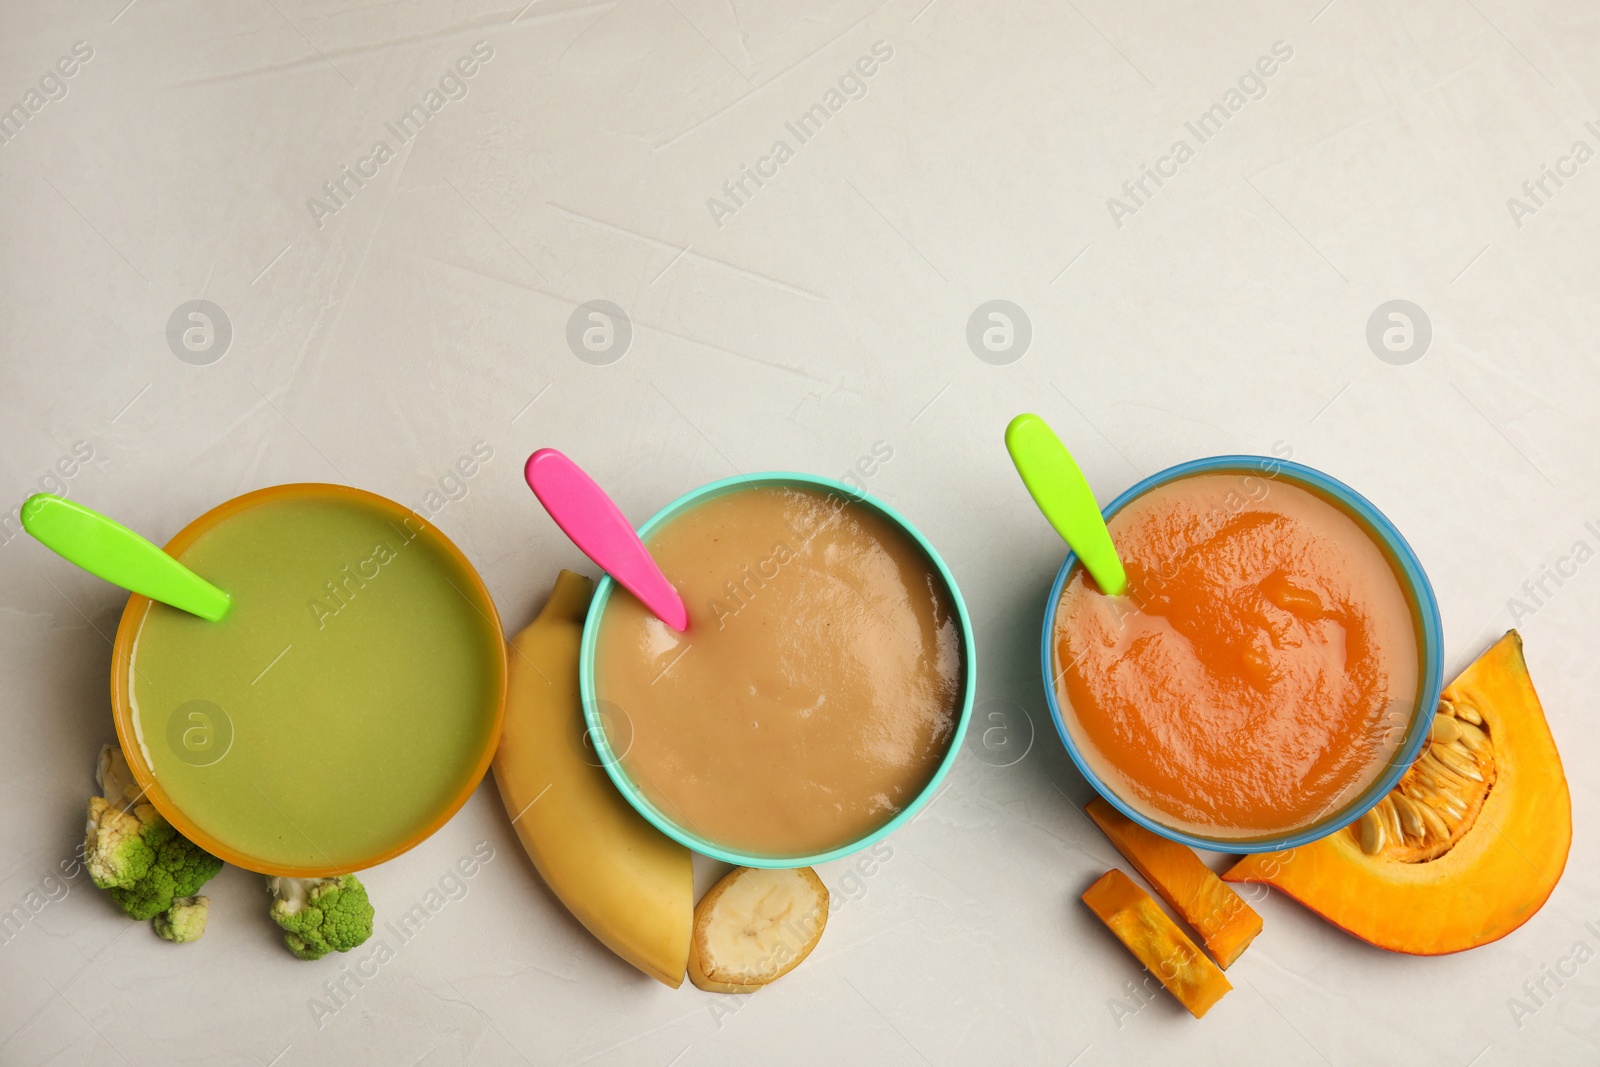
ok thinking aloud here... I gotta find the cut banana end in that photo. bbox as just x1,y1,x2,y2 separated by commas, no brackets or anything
688,867,830,994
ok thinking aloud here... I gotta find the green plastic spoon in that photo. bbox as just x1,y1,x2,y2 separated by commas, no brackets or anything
21,494,231,621
1005,413,1128,596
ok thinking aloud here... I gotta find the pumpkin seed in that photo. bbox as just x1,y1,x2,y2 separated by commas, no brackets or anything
1392,793,1425,839
1357,809,1385,855
1417,801,1451,840
1434,744,1484,782
1415,764,1451,792
1383,798,1405,842
1431,716,1462,744
1424,753,1474,787
1455,719,1490,753
1454,698,1484,725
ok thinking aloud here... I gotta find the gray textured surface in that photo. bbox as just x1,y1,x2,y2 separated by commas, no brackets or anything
2,0,1598,1064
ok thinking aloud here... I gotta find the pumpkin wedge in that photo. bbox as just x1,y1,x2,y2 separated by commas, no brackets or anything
1223,631,1569,955
1087,798,1261,968
1082,869,1233,1018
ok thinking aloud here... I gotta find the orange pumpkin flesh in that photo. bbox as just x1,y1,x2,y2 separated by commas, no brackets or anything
1223,631,1570,955
1081,869,1233,1018
1087,798,1262,968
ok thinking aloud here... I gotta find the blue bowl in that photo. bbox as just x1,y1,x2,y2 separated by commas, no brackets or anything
1040,455,1443,854
580,472,977,868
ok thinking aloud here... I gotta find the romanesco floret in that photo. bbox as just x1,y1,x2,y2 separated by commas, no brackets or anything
268,875,374,960
152,895,209,943
85,745,223,926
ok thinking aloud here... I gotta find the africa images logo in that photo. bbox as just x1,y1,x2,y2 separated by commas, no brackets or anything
0,41,93,148
1104,41,1293,228
704,41,895,229
305,43,494,229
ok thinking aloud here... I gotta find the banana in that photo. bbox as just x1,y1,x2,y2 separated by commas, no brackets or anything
492,570,692,988
688,866,829,994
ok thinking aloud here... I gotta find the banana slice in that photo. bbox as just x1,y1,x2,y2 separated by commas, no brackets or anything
688,866,829,994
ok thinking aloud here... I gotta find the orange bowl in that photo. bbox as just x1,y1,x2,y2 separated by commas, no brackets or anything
110,483,507,877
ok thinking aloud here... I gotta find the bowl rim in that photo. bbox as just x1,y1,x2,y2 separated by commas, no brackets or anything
1039,455,1444,854
110,482,508,877
579,471,977,868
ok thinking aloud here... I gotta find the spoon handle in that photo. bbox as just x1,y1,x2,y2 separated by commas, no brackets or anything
1005,414,1128,596
21,495,231,620
523,449,689,632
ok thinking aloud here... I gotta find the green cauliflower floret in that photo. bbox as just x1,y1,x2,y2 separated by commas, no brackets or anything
152,895,209,943
85,745,223,924
268,875,374,960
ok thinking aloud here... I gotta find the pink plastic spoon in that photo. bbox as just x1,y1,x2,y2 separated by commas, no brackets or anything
523,449,689,632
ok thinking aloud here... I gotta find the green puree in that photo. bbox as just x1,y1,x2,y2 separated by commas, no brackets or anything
130,494,501,870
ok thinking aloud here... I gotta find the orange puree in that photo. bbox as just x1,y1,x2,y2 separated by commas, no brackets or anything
596,486,964,857
1054,473,1419,839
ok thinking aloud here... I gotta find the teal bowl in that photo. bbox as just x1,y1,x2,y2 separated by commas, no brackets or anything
1041,455,1444,854
579,472,976,868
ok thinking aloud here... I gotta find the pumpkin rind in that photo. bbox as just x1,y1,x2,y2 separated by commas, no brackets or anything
1087,798,1262,968
1221,631,1570,955
1082,869,1233,1018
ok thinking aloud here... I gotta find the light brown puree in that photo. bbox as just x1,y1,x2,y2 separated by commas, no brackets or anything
595,485,964,857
